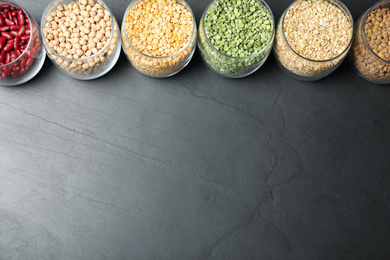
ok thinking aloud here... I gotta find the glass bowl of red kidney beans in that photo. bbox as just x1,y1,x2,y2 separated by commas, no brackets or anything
0,1,45,86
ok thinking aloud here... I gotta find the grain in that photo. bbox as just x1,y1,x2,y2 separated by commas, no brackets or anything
42,0,120,78
203,0,273,58
198,0,274,78
122,0,196,77
351,6,390,83
125,0,193,57
274,0,353,79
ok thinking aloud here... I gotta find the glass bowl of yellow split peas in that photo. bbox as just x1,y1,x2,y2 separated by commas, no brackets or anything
122,0,197,78
41,0,121,80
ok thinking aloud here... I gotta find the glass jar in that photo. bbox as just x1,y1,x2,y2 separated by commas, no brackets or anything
41,0,121,80
121,0,197,78
273,0,354,81
349,0,390,84
0,0,45,86
198,0,275,78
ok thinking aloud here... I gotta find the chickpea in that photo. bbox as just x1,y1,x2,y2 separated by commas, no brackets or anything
43,0,119,77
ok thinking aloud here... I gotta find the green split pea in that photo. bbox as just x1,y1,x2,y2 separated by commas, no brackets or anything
198,0,274,77
205,0,272,57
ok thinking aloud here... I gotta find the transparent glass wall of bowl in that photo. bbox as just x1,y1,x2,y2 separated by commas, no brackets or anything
197,0,275,79
121,0,197,78
0,0,45,86
273,0,354,81
41,0,121,80
349,0,390,84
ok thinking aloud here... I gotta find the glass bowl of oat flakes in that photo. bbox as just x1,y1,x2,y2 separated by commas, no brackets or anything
273,0,354,81
350,0,390,84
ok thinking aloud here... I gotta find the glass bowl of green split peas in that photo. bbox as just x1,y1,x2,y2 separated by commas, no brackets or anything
198,0,274,78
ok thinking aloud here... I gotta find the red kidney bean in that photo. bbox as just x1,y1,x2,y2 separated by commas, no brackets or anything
11,71,20,78
3,42,13,52
1,68,11,78
10,25,20,31
5,18,14,25
14,37,19,49
26,50,33,58
0,25,10,31
26,58,34,67
5,52,10,63
25,28,30,35
13,16,17,25
13,66,20,72
1,31,12,40
10,51,17,62
20,39,26,45
0,62,4,65
19,68,25,74
0,15,4,26
11,10,17,16
0,4,11,9
10,30,17,37
0,51,5,62
20,34,29,41
18,13,24,25
19,45,26,52
20,57,27,68
17,26,24,37
16,49,21,56
0,36,5,49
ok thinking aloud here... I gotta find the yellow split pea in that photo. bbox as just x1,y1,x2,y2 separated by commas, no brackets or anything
126,0,193,56
122,0,196,77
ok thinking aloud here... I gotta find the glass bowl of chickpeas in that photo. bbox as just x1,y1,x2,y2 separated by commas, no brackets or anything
121,0,197,78
349,0,390,84
41,0,121,80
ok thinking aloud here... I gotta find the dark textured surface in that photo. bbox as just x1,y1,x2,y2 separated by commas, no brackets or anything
1,0,390,259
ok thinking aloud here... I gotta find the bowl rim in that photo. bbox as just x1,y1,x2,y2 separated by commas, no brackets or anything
361,0,390,64
280,0,354,63
40,0,116,62
122,0,196,59
200,0,275,60
0,0,34,69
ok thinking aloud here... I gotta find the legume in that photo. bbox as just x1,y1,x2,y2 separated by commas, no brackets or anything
0,4,40,80
42,0,120,79
198,0,274,78
274,0,353,79
351,5,390,83
122,0,196,77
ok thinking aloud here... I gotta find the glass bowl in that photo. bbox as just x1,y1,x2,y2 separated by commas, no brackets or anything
0,0,45,86
198,0,275,78
121,0,197,78
273,0,354,81
41,0,121,80
349,0,390,84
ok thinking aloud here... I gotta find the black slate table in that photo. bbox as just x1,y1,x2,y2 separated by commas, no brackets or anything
1,0,389,259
